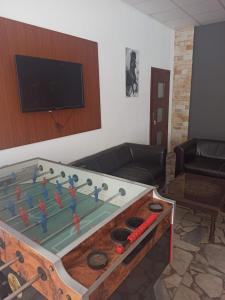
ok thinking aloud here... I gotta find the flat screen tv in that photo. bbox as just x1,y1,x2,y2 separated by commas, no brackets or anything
15,55,85,112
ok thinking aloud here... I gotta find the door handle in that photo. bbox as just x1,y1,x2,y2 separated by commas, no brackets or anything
153,112,156,126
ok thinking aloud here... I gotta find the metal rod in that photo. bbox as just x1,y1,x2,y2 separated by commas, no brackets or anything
8,184,90,223
0,184,38,201
6,185,59,222
3,273,40,300
0,174,61,201
0,171,49,192
20,205,70,233
0,165,36,184
6,200,52,222
38,189,118,245
20,190,94,233
76,182,87,189
39,201,104,244
0,257,18,272
104,192,120,203
6,186,92,224
0,189,44,213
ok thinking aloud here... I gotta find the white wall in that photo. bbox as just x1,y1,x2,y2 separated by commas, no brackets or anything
0,0,174,167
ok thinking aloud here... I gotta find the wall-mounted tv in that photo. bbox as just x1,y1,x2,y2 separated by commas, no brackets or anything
15,55,85,112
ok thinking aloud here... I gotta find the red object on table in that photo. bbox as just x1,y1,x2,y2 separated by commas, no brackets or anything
115,245,125,254
15,186,22,201
127,213,158,244
19,207,29,226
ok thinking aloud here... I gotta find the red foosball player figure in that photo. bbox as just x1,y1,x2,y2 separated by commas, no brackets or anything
73,213,80,234
69,186,77,199
19,207,29,226
38,199,47,214
41,177,48,186
53,192,63,209
15,186,22,201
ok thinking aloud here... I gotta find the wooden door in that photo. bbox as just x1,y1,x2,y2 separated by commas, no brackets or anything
150,67,170,148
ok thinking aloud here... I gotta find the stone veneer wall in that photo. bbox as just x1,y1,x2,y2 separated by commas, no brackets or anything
171,27,194,149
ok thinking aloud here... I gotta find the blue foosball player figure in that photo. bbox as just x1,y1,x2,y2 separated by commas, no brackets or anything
3,182,8,194
69,199,77,214
56,180,63,195
7,199,16,217
32,172,37,184
93,186,101,202
68,175,74,187
25,193,34,209
32,166,39,184
41,186,49,202
40,213,48,233
11,172,16,183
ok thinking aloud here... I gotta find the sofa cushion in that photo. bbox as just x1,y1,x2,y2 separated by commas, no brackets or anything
196,140,225,160
95,151,118,174
112,166,153,184
113,145,133,168
75,158,101,172
126,162,163,180
184,157,225,178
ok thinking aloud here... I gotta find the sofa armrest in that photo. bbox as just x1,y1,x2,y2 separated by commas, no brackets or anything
126,143,167,170
174,139,197,176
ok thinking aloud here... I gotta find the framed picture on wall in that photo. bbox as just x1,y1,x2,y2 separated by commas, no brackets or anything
125,47,139,97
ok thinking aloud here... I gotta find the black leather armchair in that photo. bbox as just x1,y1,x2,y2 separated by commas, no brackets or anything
69,143,167,188
174,138,225,178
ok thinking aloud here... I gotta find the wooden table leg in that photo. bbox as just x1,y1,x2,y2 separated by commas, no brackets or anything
209,214,217,242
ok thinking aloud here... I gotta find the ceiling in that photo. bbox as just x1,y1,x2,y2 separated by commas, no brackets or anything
122,0,225,29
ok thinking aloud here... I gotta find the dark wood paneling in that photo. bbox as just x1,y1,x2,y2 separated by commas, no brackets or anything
0,17,101,150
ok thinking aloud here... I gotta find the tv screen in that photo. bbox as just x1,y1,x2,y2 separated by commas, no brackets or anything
15,55,85,112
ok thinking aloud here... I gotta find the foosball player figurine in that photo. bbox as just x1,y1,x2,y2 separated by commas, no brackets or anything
32,172,37,184
38,199,47,214
56,180,63,195
53,192,63,208
73,213,80,234
3,182,8,195
15,186,22,201
7,199,16,217
41,177,48,186
11,172,17,183
40,213,48,233
25,193,34,209
19,207,29,226
69,199,77,214
69,186,77,199
68,175,75,187
93,186,100,202
41,186,49,202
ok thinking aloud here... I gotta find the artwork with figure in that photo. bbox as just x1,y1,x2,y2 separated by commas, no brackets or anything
126,48,139,97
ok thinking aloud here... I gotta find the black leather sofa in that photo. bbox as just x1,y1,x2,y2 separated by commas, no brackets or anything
69,143,167,188
174,138,225,178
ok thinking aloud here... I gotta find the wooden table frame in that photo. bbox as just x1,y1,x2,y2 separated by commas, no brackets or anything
162,173,225,242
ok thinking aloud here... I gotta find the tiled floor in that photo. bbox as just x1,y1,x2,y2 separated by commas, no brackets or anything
154,153,225,300
158,207,225,300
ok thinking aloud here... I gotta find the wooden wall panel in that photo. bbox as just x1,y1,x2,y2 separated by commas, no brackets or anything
0,17,101,150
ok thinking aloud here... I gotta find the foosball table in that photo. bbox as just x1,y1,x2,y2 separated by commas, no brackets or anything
0,158,175,300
